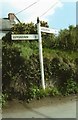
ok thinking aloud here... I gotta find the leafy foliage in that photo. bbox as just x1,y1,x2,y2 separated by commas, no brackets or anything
57,26,78,51
2,22,78,103
12,22,37,34
0,93,8,107
66,79,78,94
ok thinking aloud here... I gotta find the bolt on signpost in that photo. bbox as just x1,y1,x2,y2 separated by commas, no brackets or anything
37,17,45,90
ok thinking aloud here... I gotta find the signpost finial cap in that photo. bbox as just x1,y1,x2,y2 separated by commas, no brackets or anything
37,17,39,23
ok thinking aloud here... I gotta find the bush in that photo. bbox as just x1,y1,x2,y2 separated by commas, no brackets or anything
0,93,8,107
49,87,60,96
2,33,41,100
24,86,60,101
57,26,77,51
65,79,78,95
0,94,2,108
50,56,76,87
2,25,78,101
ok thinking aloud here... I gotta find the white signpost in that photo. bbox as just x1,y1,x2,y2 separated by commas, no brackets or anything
12,17,58,90
12,34,38,40
41,27,58,34
37,17,45,90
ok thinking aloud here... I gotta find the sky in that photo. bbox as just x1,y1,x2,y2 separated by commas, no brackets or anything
0,0,77,30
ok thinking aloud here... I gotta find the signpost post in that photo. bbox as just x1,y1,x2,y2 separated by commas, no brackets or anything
37,17,45,90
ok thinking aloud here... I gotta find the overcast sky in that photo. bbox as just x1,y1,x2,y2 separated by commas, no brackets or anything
0,0,77,30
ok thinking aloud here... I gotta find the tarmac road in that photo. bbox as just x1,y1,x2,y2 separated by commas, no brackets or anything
2,95,77,118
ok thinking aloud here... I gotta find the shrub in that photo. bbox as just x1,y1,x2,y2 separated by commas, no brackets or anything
50,56,76,87
25,86,60,101
0,94,2,108
2,26,78,101
65,79,78,95
47,87,60,96
0,93,8,107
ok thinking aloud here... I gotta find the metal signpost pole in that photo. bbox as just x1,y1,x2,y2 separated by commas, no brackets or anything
37,17,45,90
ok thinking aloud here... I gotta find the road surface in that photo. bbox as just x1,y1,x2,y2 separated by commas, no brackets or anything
2,95,77,118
